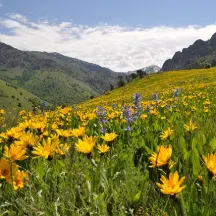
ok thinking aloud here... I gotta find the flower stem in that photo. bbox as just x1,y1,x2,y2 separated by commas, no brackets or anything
162,198,169,214
179,193,187,216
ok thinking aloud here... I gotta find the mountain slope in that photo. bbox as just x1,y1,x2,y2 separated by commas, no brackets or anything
81,67,216,109
162,32,216,71
0,79,42,110
0,42,121,105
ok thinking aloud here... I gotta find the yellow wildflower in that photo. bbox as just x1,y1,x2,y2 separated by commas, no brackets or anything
55,129,72,138
197,175,203,181
32,137,59,159
4,144,28,161
101,132,118,142
6,170,28,190
202,153,216,176
0,158,17,179
56,144,71,155
184,120,197,132
191,106,196,111
75,136,95,154
71,127,85,138
0,109,5,115
204,107,209,113
156,171,186,195
168,160,176,169
203,99,211,105
150,109,159,116
149,145,172,168
97,144,110,154
160,128,174,140
15,132,37,149
2,127,22,141
140,114,148,120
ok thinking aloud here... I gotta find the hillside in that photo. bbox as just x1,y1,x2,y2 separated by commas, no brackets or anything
162,32,216,71
0,79,42,110
81,67,216,109
0,42,121,105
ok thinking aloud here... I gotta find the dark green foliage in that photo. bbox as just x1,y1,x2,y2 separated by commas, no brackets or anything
203,63,211,69
110,84,114,91
117,76,125,87
130,73,138,80
136,69,147,78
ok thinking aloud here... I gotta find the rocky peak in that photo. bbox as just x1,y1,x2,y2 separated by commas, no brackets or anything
162,32,216,71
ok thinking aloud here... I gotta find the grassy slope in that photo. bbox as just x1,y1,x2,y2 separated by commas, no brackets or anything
0,79,41,110
81,67,216,108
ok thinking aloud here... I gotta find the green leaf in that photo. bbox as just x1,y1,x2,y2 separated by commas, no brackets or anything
209,137,216,151
133,171,149,204
179,136,187,156
191,139,201,176
133,190,142,203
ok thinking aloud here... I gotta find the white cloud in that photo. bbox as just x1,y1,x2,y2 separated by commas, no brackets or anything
0,3,2,8
1,14,216,71
8,14,28,23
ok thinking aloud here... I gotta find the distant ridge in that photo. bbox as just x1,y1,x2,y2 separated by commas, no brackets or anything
162,32,216,71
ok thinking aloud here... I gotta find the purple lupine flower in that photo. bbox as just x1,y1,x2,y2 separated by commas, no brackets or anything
124,125,131,131
42,100,46,110
122,106,133,123
96,106,107,133
152,93,158,102
173,89,180,97
133,93,142,119
100,127,106,133
122,106,133,131
146,104,150,114
133,93,142,106
173,89,180,101
112,104,117,109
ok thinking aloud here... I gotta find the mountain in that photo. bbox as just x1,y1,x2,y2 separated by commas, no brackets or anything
127,65,161,75
162,33,216,71
0,42,121,105
141,65,161,73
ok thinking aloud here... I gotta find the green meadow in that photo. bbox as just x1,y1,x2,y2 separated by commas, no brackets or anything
1,68,216,215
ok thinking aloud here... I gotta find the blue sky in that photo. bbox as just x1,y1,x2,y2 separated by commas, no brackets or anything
0,0,216,71
1,0,216,27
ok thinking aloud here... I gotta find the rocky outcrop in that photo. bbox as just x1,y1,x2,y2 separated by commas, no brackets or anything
162,33,216,71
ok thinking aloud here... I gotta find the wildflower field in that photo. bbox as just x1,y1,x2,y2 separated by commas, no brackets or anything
2,68,216,215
